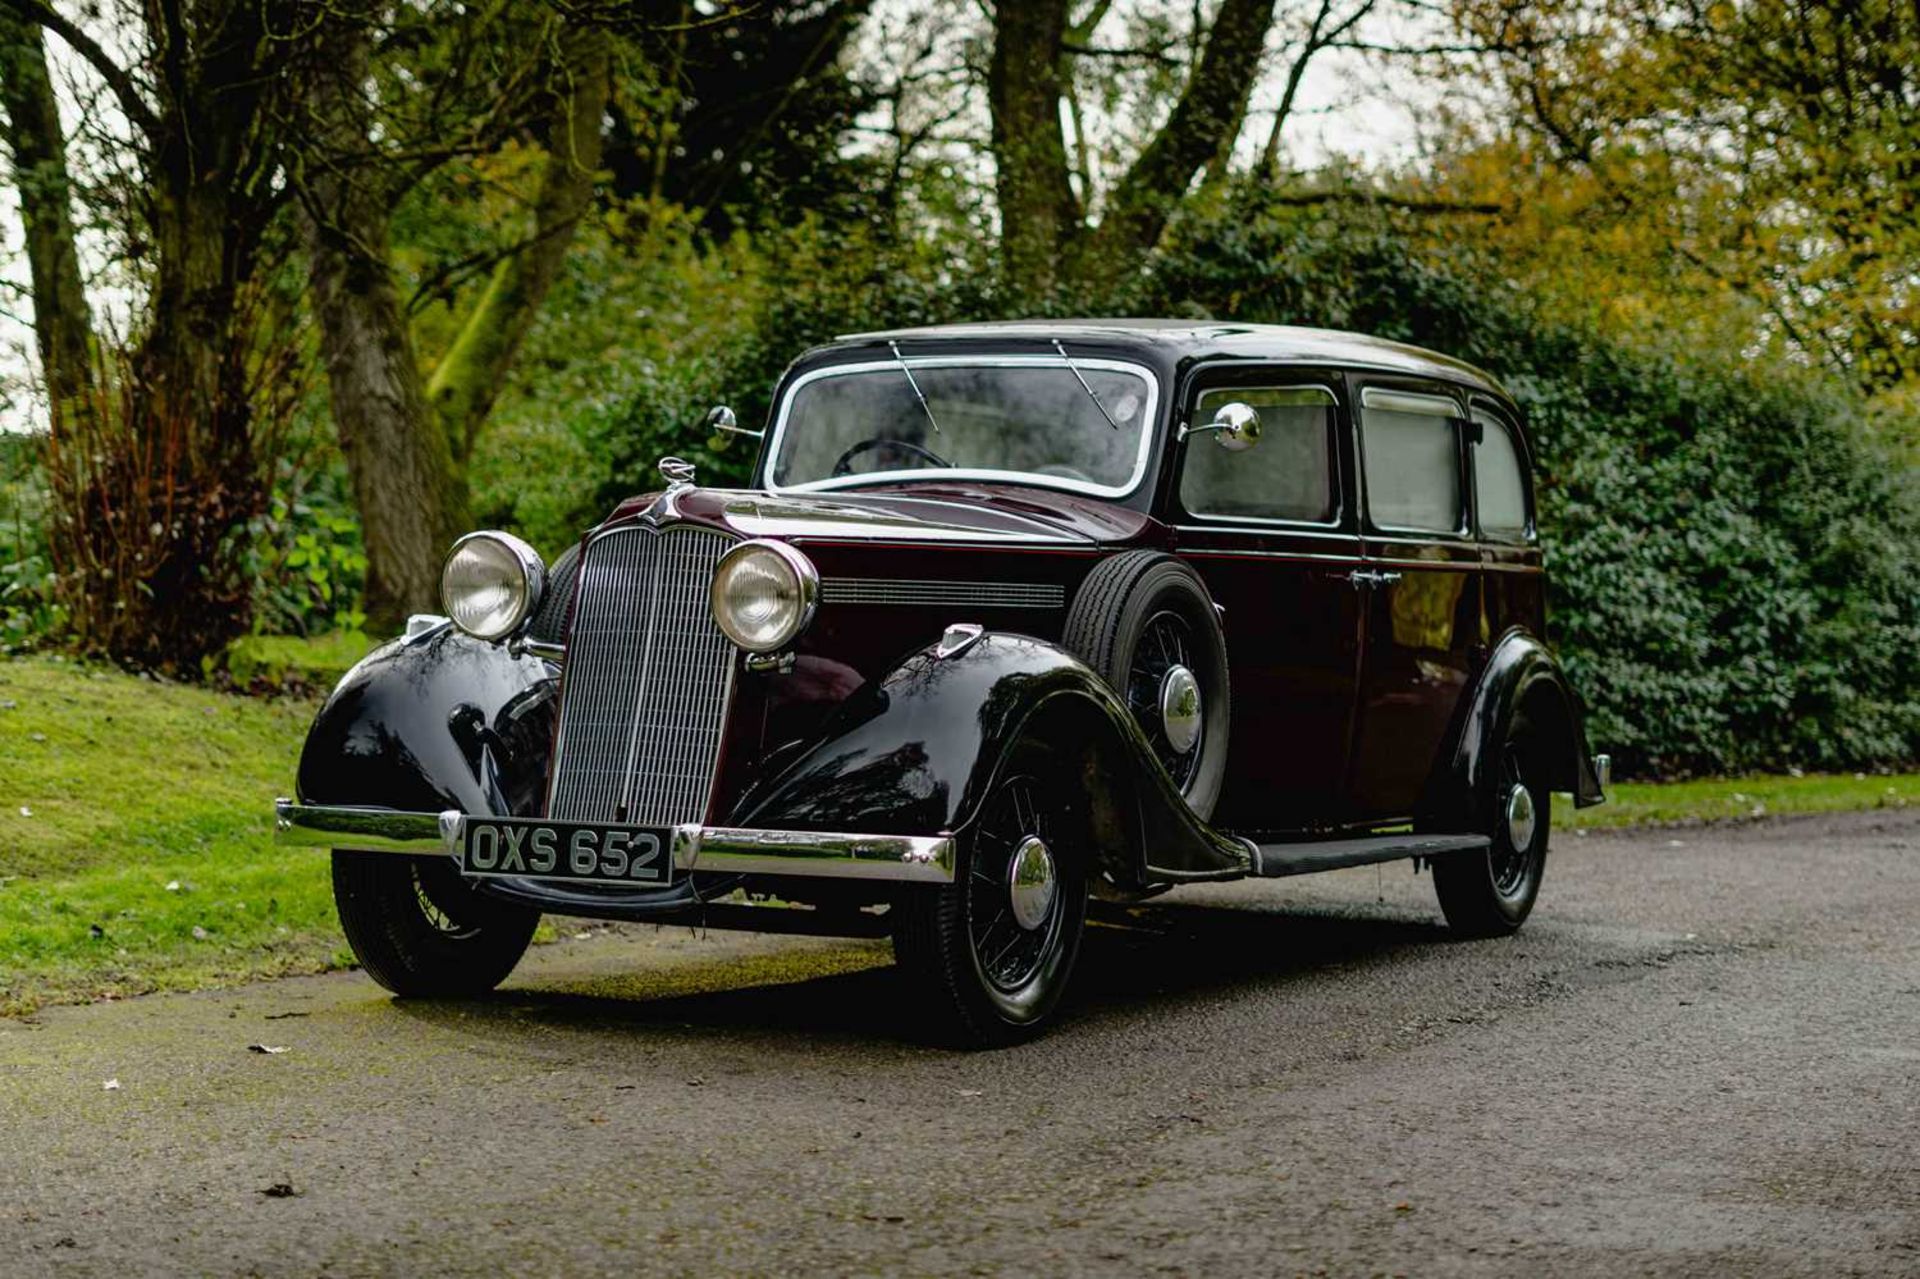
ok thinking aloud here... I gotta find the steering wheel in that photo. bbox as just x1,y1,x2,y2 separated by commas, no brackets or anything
830,436,954,478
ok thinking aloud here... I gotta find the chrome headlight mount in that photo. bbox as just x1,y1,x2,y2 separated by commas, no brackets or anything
711,539,818,655
441,531,546,642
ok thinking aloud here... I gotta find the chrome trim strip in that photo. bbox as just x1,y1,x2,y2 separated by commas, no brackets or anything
1360,386,1459,417
274,799,442,853
674,825,956,883
763,355,1161,500
275,803,955,884
821,578,1066,609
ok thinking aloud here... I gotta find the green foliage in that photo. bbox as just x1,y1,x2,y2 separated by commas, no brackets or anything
246,461,368,639
0,433,60,652
224,631,373,692
1147,192,1920,776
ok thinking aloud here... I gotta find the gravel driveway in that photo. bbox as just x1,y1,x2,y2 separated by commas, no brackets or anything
2,809,1916,1275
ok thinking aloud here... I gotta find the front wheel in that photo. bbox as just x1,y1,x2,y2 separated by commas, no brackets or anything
892,744,1089,1047
332,852,539,997
1432,715,1550,937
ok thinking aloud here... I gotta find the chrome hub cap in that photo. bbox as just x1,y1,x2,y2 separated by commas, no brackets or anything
1505,783,1537,852
1158,664,1202,756
1007,836,1057,932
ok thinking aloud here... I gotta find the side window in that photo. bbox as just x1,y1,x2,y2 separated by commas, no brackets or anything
1182,386,1336,523
1472,408,1530,540
1359,387,1462,534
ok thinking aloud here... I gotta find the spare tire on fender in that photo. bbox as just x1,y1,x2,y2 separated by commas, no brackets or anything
1063,550,1230,820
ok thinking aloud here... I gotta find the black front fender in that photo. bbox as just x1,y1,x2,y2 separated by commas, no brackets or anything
295,625,560,820
730,633,1251,892
1427,629,1605,827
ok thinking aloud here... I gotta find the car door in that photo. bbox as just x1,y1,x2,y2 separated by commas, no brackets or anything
1168,369,1366,834
1348,381,1483,821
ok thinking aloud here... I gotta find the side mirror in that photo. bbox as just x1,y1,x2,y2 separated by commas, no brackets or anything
705,404,763,441
1191,401,1261,452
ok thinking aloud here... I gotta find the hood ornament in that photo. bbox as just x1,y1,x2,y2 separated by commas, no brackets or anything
658,456,697,489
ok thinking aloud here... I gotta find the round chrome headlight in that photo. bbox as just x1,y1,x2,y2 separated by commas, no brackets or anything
711,540,818,653
441,532,545,642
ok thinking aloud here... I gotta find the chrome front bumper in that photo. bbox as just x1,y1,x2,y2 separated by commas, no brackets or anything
272,800,956,884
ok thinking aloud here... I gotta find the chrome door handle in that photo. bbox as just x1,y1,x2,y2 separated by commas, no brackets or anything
1346,569,1403,588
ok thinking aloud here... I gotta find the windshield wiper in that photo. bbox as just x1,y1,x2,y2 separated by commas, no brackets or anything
889,340,942,435
1053,339,1121,430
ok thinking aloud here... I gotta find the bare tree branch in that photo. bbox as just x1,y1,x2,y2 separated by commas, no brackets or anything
0,0,160,140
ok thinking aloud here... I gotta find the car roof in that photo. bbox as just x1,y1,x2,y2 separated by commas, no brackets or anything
824,319,1510,399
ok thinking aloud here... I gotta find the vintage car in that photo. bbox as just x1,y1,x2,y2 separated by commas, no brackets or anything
276,320,1608,1045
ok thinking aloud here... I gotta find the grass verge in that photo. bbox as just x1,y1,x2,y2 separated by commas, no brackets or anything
1561,771,1916,829
1,648,1913,1016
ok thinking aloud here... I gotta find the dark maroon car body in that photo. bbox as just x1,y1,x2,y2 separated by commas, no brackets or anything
280,321,1606,1038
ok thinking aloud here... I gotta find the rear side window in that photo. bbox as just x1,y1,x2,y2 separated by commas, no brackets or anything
1182,386,1336,523
1472,409,1530,540
1360,388,1462,534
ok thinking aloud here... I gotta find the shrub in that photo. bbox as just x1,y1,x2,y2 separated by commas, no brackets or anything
1146,193,1920,775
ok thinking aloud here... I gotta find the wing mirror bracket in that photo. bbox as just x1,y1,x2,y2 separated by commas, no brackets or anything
1183,401,1262,451
705,404,763,441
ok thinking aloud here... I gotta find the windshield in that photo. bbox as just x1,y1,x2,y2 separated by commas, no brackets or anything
766,357,1159,496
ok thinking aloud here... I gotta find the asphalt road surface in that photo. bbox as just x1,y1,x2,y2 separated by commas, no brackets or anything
3,809,1916,1276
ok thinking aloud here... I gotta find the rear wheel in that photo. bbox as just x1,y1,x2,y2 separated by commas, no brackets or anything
332,852,539,997
893,744,1089,1047
1433,714,1550,937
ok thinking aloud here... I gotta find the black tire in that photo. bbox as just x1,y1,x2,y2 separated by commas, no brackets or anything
1062,550,1230,819
1433,711,1551,937
892,743,1089,1047
332,852,539,997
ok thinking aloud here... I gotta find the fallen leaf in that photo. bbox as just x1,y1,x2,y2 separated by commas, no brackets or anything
248,1044,291,1055
258,1182,298,1199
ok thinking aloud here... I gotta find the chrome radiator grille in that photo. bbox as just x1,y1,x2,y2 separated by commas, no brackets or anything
545,524,738,826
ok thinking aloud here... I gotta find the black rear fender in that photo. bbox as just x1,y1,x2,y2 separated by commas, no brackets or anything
1426,629,1605,827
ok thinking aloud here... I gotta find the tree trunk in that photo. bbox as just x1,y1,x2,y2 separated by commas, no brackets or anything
987,0,1081,303
301,25,467,633
1084,0,1276,277
302,21,609,632
0,7,93,423
427,26,612,471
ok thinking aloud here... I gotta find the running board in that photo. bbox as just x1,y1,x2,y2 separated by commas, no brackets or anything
1248,832,1490,878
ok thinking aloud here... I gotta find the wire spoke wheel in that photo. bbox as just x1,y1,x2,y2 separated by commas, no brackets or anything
965,772,1065,993
892,741,1090,1046
1124,609,1201,791
412,861,485,940
1432,715,1550,938
1490,747,1538,899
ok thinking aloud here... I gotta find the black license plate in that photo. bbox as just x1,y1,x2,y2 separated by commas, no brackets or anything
457,818,673,887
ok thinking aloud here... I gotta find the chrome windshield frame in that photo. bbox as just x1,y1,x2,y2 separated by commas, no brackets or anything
762,354,1163,500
